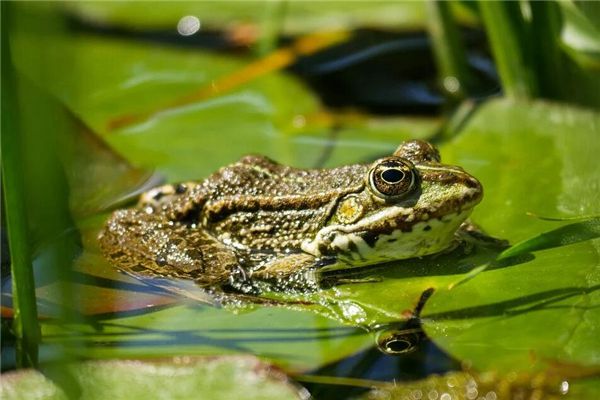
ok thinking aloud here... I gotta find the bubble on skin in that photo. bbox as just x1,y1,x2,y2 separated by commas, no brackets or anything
177,15,201,36
560,380,569,394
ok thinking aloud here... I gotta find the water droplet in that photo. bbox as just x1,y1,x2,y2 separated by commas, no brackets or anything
443,76,460,93
293,115,306,128
177,15,201,36
560,380,569,394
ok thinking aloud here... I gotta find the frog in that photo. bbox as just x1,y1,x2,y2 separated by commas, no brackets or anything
99,140,482,294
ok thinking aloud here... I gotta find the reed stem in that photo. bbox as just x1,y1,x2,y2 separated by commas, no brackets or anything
478,1,537,99
1,2,40,367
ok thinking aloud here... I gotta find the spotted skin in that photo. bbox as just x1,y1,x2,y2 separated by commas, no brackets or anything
99,140,483,293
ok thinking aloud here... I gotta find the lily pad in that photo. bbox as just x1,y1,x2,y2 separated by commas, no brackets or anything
39,302,372,373
10,11,436,180
422,99,600,373
0,356,307,400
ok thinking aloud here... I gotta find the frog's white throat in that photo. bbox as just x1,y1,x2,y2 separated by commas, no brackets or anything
301,208,473,266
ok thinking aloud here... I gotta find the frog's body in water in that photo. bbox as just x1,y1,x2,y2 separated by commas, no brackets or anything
99,140,482,293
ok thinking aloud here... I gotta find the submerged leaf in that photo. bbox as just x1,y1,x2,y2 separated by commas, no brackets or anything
0,356,307,400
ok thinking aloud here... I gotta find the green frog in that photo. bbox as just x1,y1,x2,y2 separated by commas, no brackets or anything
99,140,482,294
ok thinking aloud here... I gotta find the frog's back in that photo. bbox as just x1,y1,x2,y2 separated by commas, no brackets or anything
199,155,367,252
202,155,365,199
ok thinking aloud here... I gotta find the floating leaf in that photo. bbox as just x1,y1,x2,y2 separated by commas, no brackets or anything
423,99,600,374
0,356,307,400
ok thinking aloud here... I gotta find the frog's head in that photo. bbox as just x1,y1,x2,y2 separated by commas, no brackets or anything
302,140,483,266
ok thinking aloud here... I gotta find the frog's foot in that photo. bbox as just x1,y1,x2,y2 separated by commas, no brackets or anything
225,265,264,295
458,220,510,249
322,276,383,288
250,253,322,292
252,253,382,291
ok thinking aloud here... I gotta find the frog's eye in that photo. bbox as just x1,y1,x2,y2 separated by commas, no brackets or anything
368,157,417,200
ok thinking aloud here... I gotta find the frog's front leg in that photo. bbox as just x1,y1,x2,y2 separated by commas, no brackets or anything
457,220,510,249
250,253,324,292
251,253,377,291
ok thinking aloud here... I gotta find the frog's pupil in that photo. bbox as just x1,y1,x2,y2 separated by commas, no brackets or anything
381,168,404,183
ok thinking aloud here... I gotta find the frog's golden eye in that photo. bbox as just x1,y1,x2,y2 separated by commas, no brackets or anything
368,157,417,200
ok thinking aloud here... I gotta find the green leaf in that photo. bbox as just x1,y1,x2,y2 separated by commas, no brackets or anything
450,216,600,287
0,357,307,400
40,303,372,373
10,17,435,181
423,98,600,374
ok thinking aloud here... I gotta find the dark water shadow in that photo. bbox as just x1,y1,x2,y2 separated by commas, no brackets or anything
303,289,460,399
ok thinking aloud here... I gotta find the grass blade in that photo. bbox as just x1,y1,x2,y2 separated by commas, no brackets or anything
426,0,471,102
478,1,537,98
1,2,40,367
497,217,600,260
